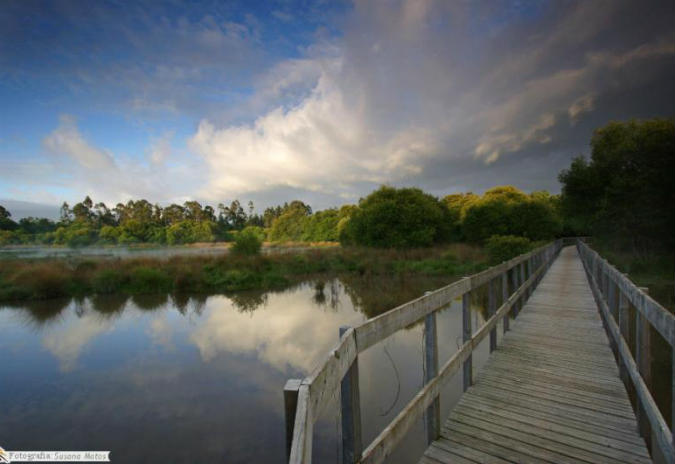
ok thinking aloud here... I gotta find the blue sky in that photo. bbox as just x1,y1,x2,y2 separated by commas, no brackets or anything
1,0,673,216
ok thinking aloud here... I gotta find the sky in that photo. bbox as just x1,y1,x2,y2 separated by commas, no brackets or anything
1,0,674,217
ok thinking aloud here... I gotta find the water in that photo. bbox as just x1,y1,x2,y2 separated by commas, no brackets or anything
0,244,324,261
0,276,494,463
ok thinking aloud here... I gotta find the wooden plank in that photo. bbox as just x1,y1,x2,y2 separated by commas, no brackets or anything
432,438,512,463
441,431,551,464
284,379,302,461
288,384,312,464
339,326,362,464
448,410,650,463
462,292,472,392
304,327,358,422
583,250,673,462
578,241,675,347
354,277,470,352
359,339,472,464
460,394,645,445
460,395,646,449
424,312,440,444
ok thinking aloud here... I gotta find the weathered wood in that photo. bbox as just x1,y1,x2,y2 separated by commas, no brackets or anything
618,285,629,386
423,313,440,444
339,326,362,464
502,271,510,333
288,384,312,464
354,277,470,352
304,327,358,422
284,379,302,461
635,287,652,443
511,265,520,317
359,340,473,464
584,255,673,463
462,291,472,392
420,246,653,464
285,241,563,464
578,241,675,347
488,277,497,352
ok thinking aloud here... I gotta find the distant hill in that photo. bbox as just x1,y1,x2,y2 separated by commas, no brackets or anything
0,199,60,221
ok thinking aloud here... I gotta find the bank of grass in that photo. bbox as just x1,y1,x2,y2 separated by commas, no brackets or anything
0,243,489,302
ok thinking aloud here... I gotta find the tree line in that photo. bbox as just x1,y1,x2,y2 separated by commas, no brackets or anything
1,118,672,255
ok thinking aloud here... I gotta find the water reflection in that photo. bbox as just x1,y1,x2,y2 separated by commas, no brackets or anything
0,275,486,463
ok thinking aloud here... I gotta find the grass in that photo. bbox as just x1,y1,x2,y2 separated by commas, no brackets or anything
0,244,489,302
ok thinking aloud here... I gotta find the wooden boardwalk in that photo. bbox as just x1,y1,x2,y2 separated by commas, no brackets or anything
420,246,653,464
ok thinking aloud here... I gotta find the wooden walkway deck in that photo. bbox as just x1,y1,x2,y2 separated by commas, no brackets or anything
420,246,653,464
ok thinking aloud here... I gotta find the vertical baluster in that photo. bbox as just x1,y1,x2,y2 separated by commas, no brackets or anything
488,277,497,352
520,263,525,309
617,283,628,385
462,287,472,391
284,379,301,462
339,326,362,464
502,270,510,334
511,265,520,317
635,288,653,444
423,311,440,443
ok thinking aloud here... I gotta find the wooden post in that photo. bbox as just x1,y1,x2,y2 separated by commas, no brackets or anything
462,289,472,391
423,311,440,443
339,326,362,464
502,270,509,334
635,287,652,443
284,378,302,461
511,266,520,317
488,277,497,352
617,285,629,386
520,263,526,309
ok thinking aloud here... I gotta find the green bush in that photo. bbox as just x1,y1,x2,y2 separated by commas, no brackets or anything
92,268,128,294
341,186,451,248
127,267,172,293
485,235,532,264
232,227,263,255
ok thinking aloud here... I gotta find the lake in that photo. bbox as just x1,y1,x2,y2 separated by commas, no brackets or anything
0,275,499,463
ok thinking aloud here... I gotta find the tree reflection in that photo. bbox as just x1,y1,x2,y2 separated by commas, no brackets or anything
91,294,129,316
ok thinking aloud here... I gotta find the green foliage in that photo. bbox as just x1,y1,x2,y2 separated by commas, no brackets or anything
127,267,172,293
559,118,674,253
268,201,312,241
232,227,263,255
342,186,451,248
462,186,561,243
166,220,215,245
485,235,532,264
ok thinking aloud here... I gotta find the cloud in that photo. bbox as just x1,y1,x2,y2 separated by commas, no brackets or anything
2,0,673,208
43,115,116,170
188,0,675,202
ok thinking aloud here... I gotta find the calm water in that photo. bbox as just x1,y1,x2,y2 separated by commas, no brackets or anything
0,276,498,463
0,244,321,261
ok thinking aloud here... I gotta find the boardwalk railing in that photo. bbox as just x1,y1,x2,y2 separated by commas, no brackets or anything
284,240,563,464
578,240,675,463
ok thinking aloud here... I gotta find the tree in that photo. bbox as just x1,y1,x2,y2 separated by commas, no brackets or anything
341,186,450,248
0,205,18,231
461,186,560,243
268,201,312,241
559,118,675,253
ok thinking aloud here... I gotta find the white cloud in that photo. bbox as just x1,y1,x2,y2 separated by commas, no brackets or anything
43,115,116,170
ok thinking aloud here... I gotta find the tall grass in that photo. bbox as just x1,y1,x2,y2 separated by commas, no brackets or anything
0,244,489,301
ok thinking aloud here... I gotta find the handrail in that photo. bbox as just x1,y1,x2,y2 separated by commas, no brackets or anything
285,239,563,464
577,240,674,463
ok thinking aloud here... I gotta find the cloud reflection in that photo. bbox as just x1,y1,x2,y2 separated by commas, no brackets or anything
189,283,364,373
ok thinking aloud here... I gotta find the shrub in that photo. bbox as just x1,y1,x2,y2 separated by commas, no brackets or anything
232,227,263,255
127,267,172,293
92,268,128,294
341,186,450,248
485,235,532,264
